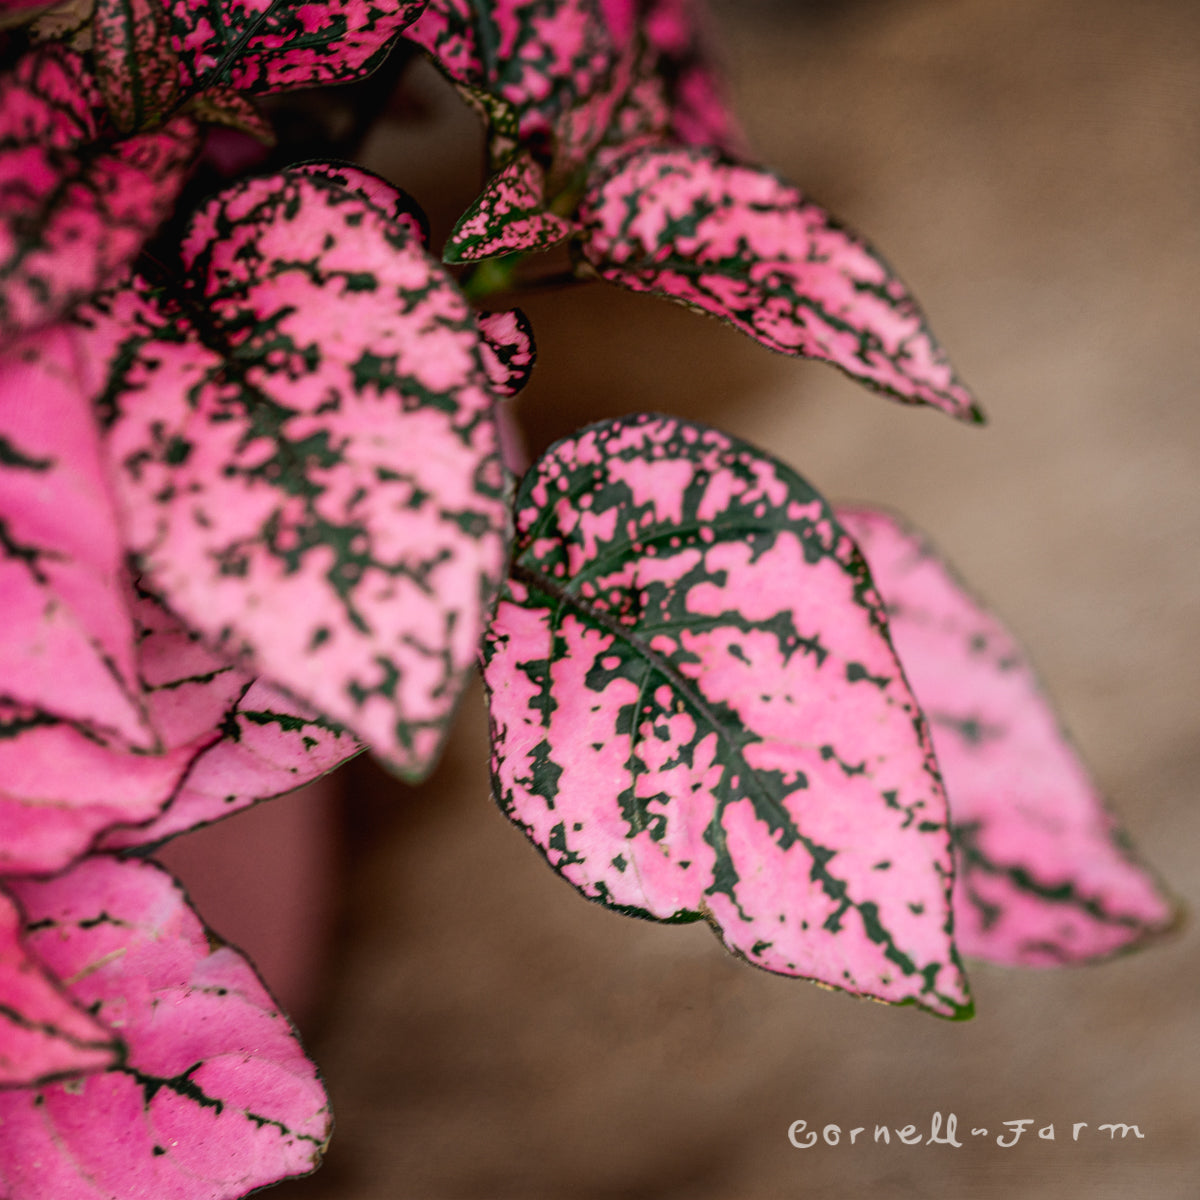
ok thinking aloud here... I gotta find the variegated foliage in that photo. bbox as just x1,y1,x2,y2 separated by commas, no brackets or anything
0,46,196,336
84,165,511,780
0,856,330,1200
85,0,429,135
410,4,976,419
577,146,980,419
162,0,428,97
837,507,1177,966
483,414,972,1017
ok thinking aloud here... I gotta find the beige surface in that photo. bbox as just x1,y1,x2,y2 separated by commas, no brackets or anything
258,2,1199,1195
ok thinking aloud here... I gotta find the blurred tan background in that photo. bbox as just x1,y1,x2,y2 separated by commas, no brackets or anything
176,1,1200,1196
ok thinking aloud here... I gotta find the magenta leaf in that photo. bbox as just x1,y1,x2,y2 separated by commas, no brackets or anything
639,0,742,152
166,0,428,97
0,590,254,875
477,307,536,398
92,0,183,133
482,414,971,1017
444,154,573,263
0,47,197,336
92,165,510,779
292,159,430,244
578,146,980,420
0,702,203,875
0,889,116,1086
836,507,1178,966
406,0,635,189
0,856,330,1198
0,326,152,749
102,678,362,847
598,0,743,160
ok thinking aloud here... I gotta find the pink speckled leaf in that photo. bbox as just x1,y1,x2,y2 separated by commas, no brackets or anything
406,0,631,186
102,678,362,847
482,414,971,1017
0,326,151,748
0,47,197,336
638,0,741,151
92,0,182,133
0,856,330,1198
444,154,572,263
596,0,742,161
166,0,427,96
0,592,250,875
292,159,430,244
579,146,980,420
94,166,509,779
837,507,1177,966
477,307,536,398
0,889,116,1086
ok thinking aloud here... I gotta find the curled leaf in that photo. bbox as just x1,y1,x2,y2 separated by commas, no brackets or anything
578,146,980,420
482,414,970,1017
0,855,330,1199
92,166,509,779
837,507,1178,965
0,889,116,1087
444,154,572,263
476,307,536,398
0,46,197,336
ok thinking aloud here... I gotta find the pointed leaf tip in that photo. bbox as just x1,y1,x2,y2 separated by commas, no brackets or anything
95,168,510,779
579,146,978,419
483,414,970,1016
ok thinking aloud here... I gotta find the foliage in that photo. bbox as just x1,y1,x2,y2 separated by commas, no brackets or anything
0,0,1175,1194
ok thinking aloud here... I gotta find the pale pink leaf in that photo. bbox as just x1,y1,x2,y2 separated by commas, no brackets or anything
482,414,971,1017
101,679,362,847
0,856,330,1199
0,46,197,336
444,154,572,263
837,507,1178,966
477,307,536,398
578,146,981,420
0,326,151,748
94,167,510,779
0,889,116,1087
166,0,428,95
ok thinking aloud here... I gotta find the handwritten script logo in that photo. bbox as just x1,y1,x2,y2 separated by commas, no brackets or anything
787,1113,1144,1149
